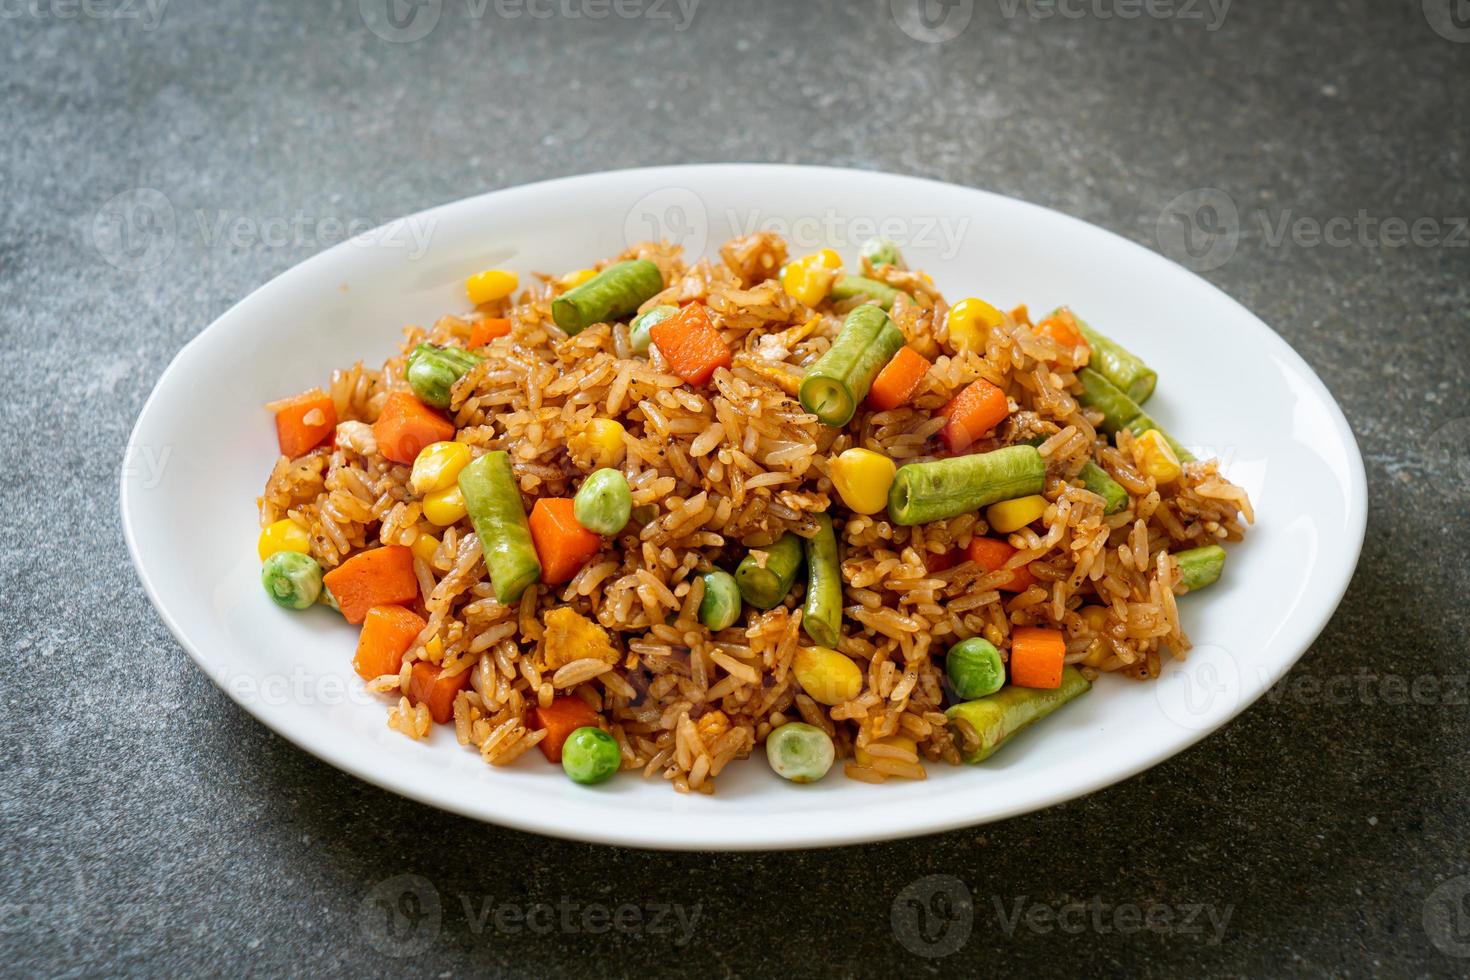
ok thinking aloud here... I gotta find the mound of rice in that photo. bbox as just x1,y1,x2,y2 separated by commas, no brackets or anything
259,232,1252,793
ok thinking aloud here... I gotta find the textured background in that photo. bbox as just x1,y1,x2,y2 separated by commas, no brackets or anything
4,0,1469,976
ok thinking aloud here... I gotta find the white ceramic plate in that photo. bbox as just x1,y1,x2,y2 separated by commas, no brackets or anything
122,165,1366,850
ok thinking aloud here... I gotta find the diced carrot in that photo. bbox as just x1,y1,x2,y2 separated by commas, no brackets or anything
1010,626,1066,689
468,317,512,347
924,549,961,573
407,660,473,724
1008,304,1031,327
528,498,602,585
964,537,1036,593
937,379,1010,453
1035,309,1087,351
529,695,602,763
649,303,730,385
322,545,420,624
867,346,932,411
372,391,456,465
273,389,337,458
352,604,427,680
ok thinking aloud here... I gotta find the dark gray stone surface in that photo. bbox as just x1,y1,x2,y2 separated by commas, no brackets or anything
3,0,1468,976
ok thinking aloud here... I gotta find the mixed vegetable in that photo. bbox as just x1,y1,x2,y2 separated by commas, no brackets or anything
257,238,1236,791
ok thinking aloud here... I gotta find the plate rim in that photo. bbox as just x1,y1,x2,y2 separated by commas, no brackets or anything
121,163,1369,850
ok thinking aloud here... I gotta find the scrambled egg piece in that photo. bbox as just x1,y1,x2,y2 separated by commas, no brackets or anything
541,607,617,670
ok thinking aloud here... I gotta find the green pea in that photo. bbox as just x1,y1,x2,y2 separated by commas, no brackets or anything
561,726,621,785
861,236,905,269
698,570,741,631
946,637,1005,700
765,722,835,783
261,551,323,610
573,468,632,535
629,304,678,356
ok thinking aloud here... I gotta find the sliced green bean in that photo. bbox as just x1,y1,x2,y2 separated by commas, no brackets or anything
261,551,323,610
829,275,904,310
861,236,905,269
735,532,804,610
799,305,905,426
698,570,742,631
551,259,664,335
765,722,835,783
1174,544,1225,592
946,666,1092,763
457,450,541,605
888,445,1045,526
1077,369,1194,462
406,343,482,409
1054,309,1156,403
1079,460,1128,515
629,304,677,356
801,513,843,647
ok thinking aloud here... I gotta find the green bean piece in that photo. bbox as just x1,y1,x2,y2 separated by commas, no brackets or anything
457,450,542,605
261,551,324,610
861,236,905,269
573,468,632,535
551,259,664,335
1079,460,1128,515
798,305,906,426
629,304,677,356
765,722,835,783
1077,369,1194,462
1173,544,1226,592
801,513,843,647
406,343,482,410
698,570,742,631
829,275,904,310
1055,309,1157,404
735,532,804,610
887,445,1046,526
561,726,621,785
946,667,1092,763
945,637,1005,700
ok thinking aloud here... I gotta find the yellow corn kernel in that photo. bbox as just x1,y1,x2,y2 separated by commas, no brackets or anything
257,518,310,560
422,485,468,526
829,447,897,516
793,647,864,706
1132,429,1182,484
986,494,1048,533
854,735,918,767
559,267,597,289
410,440,472,495
947,297,1004,353
425,634,444,660
1079,605,1110,632
410,532,440,566
465,268,519,305
780,250,842,307
1080,638,1111,668
578,418,626,470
